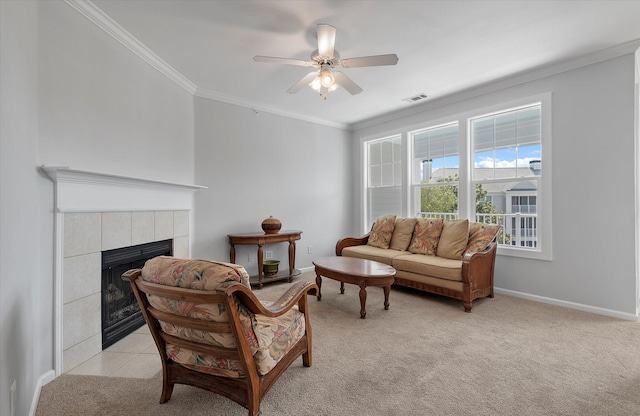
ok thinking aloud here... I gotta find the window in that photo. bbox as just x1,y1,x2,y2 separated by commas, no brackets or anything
366,136,402,224
411,123,459,220
362,93,551,260
471,103,542,251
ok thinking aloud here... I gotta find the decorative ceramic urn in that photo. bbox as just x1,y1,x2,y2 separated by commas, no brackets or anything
261,216,282,234
263,260,280,276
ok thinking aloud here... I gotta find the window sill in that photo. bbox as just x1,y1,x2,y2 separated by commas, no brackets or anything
497,245,552,261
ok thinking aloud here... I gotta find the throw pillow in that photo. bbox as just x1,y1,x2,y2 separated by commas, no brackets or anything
408,218,444,255
465,223,500,254
436,219,470,260
367,215,397,249
389,217,418,251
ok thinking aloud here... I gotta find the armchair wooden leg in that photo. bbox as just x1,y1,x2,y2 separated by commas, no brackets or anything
159,380,174,403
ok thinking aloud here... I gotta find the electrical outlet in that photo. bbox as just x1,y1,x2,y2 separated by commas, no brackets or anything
248,253,255,262
10,379,16,416
265,251,273,260
308,246,313,254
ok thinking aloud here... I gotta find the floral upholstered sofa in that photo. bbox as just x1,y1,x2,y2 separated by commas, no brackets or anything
336,216,500,312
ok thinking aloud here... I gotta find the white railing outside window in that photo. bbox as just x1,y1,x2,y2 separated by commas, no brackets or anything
417,212,538,248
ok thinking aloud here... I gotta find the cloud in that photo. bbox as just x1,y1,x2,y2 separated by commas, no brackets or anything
474,157,539,168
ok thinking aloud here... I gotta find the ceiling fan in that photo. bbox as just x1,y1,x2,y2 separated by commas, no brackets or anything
253,24,399,99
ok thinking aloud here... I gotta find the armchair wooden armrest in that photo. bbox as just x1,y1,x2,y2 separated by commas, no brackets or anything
218,280,318,317
336,233,370,256
121,268,142,281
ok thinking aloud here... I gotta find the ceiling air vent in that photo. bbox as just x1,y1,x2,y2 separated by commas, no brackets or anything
402,93,429,103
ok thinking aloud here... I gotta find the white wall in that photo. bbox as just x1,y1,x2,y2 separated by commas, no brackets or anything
0,2,196,415
37,1,194,184
352,54,638,317
1,3,46,416
192,98,352,275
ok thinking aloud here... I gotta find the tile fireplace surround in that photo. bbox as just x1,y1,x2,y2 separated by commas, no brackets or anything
42,166,205,375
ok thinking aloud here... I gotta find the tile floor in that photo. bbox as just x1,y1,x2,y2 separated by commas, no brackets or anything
66,325,162,379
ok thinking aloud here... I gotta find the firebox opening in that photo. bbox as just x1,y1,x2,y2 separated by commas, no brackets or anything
101,239,172,349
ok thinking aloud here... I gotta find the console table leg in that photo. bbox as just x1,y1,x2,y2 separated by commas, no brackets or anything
359,285,367,319
257,245,264,289
288,240,295,276
229,245,236,264
315,274,322,301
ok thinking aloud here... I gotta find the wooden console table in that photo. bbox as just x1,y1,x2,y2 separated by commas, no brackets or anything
227,230,302,288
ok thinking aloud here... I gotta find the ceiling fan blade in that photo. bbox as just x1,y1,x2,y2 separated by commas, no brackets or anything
317,24,336,58
339,54,399,68
287,71,319,94
253,56,313,67
333,71,363,95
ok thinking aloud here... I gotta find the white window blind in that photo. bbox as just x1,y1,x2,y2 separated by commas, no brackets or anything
473,105,541,152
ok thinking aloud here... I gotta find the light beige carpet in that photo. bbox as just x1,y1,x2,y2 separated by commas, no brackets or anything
37,272,640,415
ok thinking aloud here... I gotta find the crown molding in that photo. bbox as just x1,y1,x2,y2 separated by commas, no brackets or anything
65,0,346,129
64,0,197,94
64,0,639,132
194,88,349,130
352,39,640,131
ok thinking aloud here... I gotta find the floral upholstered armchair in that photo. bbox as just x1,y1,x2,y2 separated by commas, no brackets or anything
122,256,317,416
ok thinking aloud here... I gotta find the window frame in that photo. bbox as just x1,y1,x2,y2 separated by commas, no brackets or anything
467,94,552,260
361,93,552,261
364,135,403,226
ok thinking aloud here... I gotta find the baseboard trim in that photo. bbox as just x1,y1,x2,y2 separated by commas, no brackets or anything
299,266,314,273
29,369,56,416
495,287,639,321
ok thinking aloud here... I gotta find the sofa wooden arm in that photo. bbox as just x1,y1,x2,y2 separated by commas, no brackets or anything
461,240,497,285
335,233,370,256
219,280,318,318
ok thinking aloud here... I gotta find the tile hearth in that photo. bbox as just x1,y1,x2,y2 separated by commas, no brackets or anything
66,325,161,379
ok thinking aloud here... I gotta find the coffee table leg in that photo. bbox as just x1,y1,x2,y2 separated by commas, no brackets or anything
383,285,390,310
315,273,322,301
359,285,367,319
340,282,345,294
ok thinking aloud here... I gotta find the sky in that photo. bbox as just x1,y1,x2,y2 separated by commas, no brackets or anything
429,144,541,171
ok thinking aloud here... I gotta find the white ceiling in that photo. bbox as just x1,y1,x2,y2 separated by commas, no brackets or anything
90,0,640,128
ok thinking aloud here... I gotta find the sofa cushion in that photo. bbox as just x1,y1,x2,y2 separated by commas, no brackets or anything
389,217,418,251
165,301,304,378
408,218,444,255
466,223,500,254
437,219,469,260
141,256,251,289
342,245,409,266
392,254,463,282
367,215,396,249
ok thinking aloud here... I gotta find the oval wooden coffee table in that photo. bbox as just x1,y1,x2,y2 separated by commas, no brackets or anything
312,256,396,319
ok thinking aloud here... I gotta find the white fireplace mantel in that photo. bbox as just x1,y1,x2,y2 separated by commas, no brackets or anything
41,165,206,212
42,165,205,376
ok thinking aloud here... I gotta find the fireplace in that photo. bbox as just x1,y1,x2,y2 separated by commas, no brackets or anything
43,166,204,375
101,239,172,349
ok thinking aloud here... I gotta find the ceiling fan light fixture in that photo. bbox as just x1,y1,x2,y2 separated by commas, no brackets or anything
309,76,322,91
320,68,335,88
